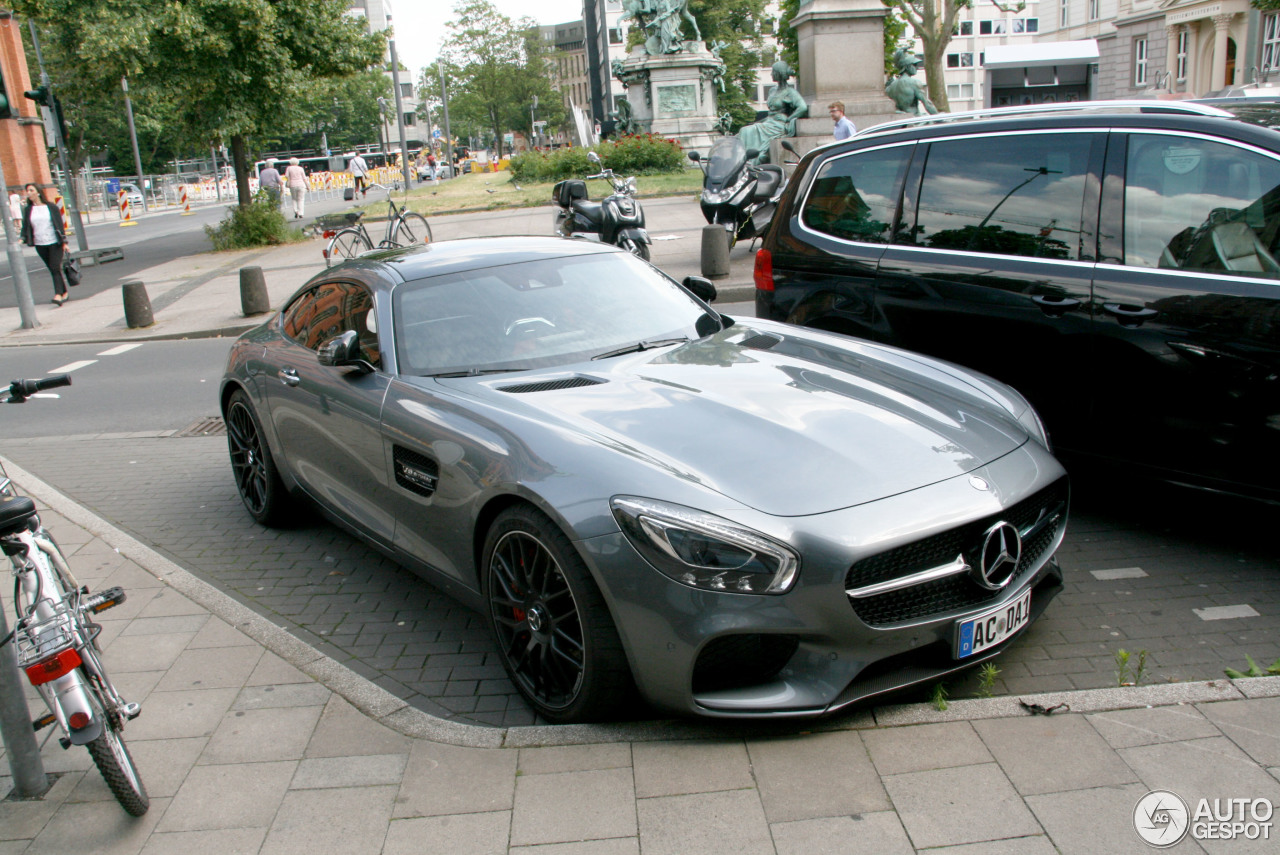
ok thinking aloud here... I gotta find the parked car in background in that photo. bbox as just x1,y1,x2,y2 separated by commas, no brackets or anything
221,236,1068,723
757,101,1280,503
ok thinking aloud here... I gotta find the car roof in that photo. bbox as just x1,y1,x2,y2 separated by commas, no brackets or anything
335,236,625,290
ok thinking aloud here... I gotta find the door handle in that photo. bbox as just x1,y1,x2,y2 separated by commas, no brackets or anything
1103,303,1158,323
1031,295,1081,314
278,368,301,387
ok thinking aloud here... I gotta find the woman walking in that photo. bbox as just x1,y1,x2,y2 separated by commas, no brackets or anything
20,183,69,306
284,157,307,219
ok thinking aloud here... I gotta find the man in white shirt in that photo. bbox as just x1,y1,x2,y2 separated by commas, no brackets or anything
829,102,856,140
349,152,370,198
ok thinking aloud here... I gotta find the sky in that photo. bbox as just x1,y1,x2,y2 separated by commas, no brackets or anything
391,0,586,81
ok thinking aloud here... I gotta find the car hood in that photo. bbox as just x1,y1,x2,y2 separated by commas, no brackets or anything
463,326,1029,516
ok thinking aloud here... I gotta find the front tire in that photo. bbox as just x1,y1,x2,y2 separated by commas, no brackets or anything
619,237,651,262
225,390,291,526
483,505,633,723
84,691,149,816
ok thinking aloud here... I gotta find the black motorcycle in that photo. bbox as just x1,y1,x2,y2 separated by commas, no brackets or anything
552,152,652,260
689,137,794,247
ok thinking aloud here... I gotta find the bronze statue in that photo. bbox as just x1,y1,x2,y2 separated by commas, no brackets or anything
886,47,939,116
737,61,808,165
622,0,701,56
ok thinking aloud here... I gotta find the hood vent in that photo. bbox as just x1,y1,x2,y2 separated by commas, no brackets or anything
738,332,783,351
498,376,605,394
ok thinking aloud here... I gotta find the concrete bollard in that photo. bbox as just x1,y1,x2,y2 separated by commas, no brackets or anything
700,224,731,279
240,266,270,316
121,279,154,328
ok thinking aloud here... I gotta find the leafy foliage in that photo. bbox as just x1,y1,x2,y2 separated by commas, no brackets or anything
507,134,686,182
688,0,770,131
204,191,297,249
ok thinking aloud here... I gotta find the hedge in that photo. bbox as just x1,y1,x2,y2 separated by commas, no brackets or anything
507,134,685,183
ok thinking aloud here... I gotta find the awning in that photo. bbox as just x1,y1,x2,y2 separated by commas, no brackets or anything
983,40,1100,70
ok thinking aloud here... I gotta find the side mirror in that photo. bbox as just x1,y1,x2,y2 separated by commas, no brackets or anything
745,148,760,161
317,330,374,373
688,150,701,162
588,151,601,164
682,275,717,303
780,140,798,155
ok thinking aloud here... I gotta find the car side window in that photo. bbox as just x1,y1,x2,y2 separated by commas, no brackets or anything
800,145,911,243
1123,133,1280,278
284,282,382,368
909,133,1094,261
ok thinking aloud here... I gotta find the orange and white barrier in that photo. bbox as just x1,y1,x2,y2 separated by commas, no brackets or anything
54,193,68,230
180,185,192,215
118,190,137,227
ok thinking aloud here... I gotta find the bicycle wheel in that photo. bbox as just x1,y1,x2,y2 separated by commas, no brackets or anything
392,212,432,247
84,688,149,816
326,228,372,267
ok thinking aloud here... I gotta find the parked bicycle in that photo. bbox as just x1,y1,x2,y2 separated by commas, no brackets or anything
323,184,432,267
1,376,149,816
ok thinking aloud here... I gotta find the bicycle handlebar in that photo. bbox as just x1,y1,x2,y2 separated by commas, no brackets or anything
6,375,71,403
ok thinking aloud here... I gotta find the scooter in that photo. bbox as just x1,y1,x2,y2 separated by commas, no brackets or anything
552,152,652,260
689,137,796,247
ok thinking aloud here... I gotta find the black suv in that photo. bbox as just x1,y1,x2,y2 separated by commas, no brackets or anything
756,101,1280,502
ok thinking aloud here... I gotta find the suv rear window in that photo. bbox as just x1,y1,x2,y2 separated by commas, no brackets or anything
910,132,1094,261
800,144,911,243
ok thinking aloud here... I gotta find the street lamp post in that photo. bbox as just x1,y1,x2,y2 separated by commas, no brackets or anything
531,95,537,150
121,77,148,213
438,66,453,171
389,39,412,190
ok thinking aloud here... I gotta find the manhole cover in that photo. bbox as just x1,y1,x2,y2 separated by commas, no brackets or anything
174,417,225,438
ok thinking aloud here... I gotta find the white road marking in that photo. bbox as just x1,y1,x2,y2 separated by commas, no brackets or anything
98,343,143,356
1193,605,1260,621
49,360,97,374
1090,567,1148,580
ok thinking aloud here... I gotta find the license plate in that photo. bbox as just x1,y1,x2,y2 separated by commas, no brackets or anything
955,588,1032,658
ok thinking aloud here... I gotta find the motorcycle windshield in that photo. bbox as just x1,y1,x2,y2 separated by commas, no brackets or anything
705,137,746,189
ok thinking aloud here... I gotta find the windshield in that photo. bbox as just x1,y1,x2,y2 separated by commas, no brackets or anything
393,252,716,376
705,136,747,187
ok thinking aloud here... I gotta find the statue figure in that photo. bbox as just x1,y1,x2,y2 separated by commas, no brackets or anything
612,98,639,136
713,112,733,136
886,46,939,115
737,61,809,165
622,0,701,56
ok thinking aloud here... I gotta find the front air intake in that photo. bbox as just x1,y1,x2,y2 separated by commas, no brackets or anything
497,376,605,394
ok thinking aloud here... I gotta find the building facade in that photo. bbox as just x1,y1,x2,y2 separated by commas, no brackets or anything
347,0,422,150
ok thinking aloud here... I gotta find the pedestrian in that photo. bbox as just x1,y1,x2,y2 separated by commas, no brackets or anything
426,150,437,181
20,183,70,306
259,159,283,206
284,156,307,219
9,190,22,231
349,151,370,198
829,101,856,140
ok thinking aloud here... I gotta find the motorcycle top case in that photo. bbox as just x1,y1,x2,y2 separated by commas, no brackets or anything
553,179,588,207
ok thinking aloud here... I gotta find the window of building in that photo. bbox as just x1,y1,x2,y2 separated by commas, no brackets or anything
909,132,1096,261
1263,14,1280,75
801,145,913,243
401,83,413,99
1134,38,1148,87
1088,0,1100,21
958,21,974,35
762,47,776,66
403,112,416,126
947,52,975,68
1061,1,1069,28
1123,133,1280,278
608,27,622,44
980,20,1007,35
947,83,976,99
1013,18,1038,33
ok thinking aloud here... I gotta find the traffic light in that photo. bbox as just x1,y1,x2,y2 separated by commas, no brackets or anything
23,84,67,145
0,69,15,119
23,84,49,107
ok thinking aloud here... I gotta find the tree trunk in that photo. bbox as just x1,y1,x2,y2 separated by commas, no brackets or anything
921,33,952,113
231,134,252,207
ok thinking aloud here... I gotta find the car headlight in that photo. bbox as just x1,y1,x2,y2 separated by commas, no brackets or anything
611,497,799,594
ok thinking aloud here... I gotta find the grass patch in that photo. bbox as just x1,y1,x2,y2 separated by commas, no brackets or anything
355,169,705,219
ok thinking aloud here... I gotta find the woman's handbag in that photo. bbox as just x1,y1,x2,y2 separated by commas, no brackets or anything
62,254,81,286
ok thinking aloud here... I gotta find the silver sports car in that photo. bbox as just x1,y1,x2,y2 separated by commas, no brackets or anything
220,236,1069,723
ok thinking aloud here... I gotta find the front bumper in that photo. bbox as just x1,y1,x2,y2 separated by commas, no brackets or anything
578,442,1068,718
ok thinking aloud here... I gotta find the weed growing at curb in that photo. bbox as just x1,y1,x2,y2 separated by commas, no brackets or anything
930,682,949,711
976,663,1001,698
1115,648,1149,687
1224,654,1280,679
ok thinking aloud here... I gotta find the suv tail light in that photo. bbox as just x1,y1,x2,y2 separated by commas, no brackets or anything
753,248,774,292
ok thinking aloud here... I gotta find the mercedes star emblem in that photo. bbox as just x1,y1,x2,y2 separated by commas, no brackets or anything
975,521,1021,590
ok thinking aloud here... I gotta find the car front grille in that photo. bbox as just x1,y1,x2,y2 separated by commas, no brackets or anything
845,477,1068,627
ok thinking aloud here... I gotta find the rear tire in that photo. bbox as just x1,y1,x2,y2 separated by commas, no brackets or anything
327,228,372,267
84,690,149,816
482,505,633,723
393,212,432,246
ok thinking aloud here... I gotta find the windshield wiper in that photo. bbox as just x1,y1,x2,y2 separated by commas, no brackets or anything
591,337,690,361
427,367,528,378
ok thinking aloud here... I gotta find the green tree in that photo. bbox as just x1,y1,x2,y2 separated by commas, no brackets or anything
689,0,769,131
11,0,385,206
277,72,390,156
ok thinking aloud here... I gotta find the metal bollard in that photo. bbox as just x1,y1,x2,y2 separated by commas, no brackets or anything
700,224,731,279
121,279,154,328
240,266,270,316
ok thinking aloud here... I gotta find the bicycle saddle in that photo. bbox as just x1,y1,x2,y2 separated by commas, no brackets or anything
0,494,36,537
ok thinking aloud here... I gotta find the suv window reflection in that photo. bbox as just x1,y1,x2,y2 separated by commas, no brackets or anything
909,133,1093,260
801,145,911,243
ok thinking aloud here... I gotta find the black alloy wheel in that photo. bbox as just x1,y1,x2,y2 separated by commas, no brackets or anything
225,390,290,526
483,506,632,723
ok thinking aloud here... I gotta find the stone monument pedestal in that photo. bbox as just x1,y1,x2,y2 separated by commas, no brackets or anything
615,44,726,157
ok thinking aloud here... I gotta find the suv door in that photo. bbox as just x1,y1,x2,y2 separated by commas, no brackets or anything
758,141,914,339
875,129,1105,444
1091,130,1280,497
